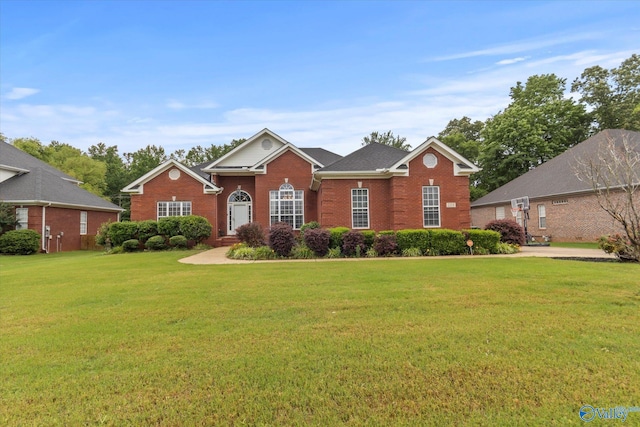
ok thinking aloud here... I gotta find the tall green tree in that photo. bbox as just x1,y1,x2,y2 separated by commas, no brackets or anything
361,131,411,151
88,142,129,207
124,145,167,182
437,116,484,164
437,117,485,200
571,54,640,131
477,74,591,194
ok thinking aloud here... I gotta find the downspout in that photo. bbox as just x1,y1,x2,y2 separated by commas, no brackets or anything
41,204,48,252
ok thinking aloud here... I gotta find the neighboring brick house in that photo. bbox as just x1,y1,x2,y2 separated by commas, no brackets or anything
470,129,640,242
123,128,480,246
0,141,123,252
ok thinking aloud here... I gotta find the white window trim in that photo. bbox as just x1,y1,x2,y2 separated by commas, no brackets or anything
351,188,370,229
16,208,28,230
422,186,441,228
269,183,304,229
538,204,547,229
80,211,88,235
157,201,192,219
495,206,505,220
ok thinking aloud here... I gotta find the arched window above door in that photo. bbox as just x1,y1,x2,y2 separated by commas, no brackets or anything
228,190,251,203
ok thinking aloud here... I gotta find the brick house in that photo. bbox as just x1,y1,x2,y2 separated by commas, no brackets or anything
123,128,480,246
470,129,640,242
0,141,123,252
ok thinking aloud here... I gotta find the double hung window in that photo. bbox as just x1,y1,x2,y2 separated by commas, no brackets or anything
351,188,369,229
422,186,441,227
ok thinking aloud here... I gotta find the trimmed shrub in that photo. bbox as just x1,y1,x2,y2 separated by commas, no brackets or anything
122,239,140,252
137,220,158,243
145,235,167,250
303,228,331,257
342,230,366,257
109,221,138,246
402,247,423,257
169,235,188,249
329,227,350,249
158,217,182,238
464,229,501,254
300,221,320,237
378,230,396,236
361,230,376,249
236,222,266,247
291,244,315,259
430,229,466,255
373,233,398,256
254,245,277,260
269,222,296,257
179,215,212,243
0,229,40,255
485,219,526,246
396,229,430,253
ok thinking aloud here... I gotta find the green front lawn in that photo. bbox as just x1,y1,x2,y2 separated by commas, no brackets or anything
1,251,638,426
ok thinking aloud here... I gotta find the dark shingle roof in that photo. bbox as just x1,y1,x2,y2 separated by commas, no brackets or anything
0,142,123,211
299,148,343,167
471,129,640,207
318,143,408,172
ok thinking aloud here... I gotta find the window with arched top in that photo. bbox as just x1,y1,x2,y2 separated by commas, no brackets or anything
270,183,304,229
228,190,251,203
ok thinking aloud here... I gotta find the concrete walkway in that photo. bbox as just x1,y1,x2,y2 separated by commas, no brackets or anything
179,244,616,265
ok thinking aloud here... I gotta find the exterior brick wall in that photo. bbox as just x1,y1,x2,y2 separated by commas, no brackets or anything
471,192,625,242
254,150,317,229
16,205,118,252
318,148,472,231
130,166,218,245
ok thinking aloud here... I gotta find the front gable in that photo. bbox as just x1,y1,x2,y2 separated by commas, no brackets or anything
203,129,288,171
122,159,221,195
390,137,480,176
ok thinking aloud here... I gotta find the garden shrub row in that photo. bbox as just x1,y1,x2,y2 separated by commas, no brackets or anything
96,215,212,252
230,221,508,260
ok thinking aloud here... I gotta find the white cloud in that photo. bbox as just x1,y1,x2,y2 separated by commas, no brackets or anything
431,31,603,62
166,99,219,110
497,57,528,66
5,87,40,100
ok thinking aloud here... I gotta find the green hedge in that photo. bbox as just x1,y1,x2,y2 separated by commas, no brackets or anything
464,229,501,254
0,229,41,255
329,227,350,249
396,229,430,254
430,229,466,255
108,222,139,246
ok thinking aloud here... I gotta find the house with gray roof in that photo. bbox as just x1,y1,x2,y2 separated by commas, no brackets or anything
0,141,123,252
123,128,480,246
470,129,640,242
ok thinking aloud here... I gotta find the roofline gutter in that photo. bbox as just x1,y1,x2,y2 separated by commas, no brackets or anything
2,199,124,212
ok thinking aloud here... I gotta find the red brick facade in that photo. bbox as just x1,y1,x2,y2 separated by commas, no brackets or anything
129,145,475,246
15,205,119,252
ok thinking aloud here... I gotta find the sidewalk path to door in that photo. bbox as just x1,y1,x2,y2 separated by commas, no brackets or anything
179,245,616,265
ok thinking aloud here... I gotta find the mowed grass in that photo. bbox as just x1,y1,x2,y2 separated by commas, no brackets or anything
1,251,639,426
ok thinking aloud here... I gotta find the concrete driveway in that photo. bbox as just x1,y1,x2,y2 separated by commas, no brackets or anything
179,245,616,265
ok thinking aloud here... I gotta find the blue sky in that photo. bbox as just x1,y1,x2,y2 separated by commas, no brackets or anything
1,1,638,156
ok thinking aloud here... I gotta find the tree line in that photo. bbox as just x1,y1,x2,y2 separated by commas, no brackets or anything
2,54,638,214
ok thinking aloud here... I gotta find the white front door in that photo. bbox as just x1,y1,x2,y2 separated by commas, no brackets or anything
228,203,250,235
